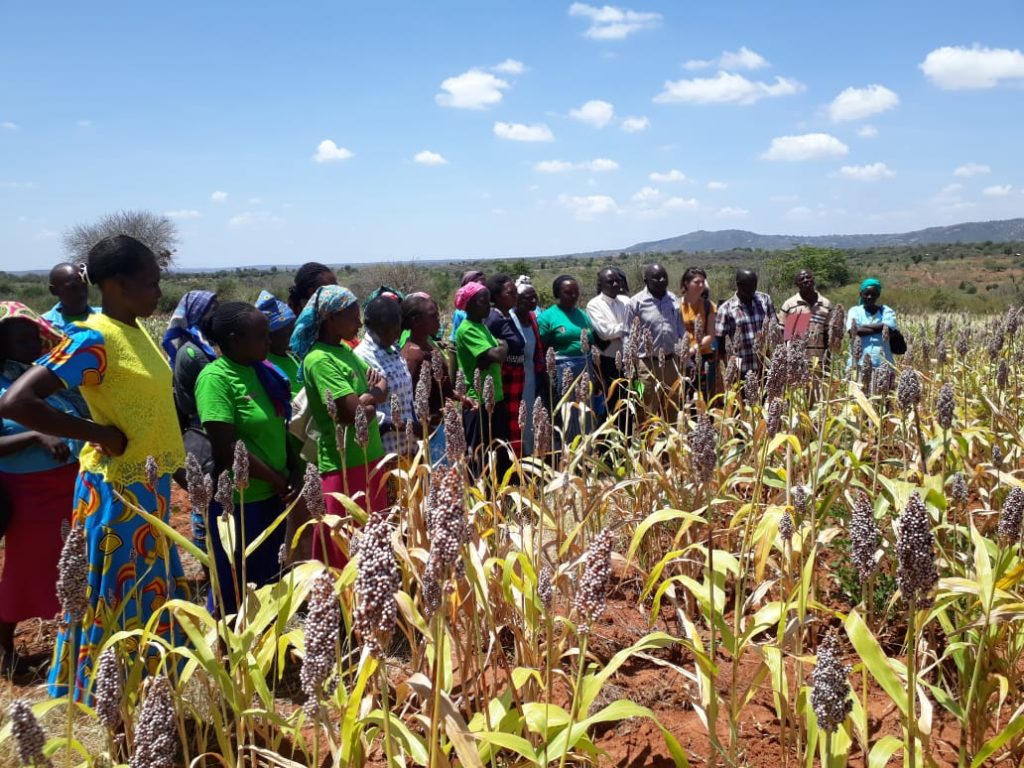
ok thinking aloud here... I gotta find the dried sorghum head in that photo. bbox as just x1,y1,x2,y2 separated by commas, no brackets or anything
688,413,717,483
580,329,590,356
574,528,613,635
9,699,50,768
998,487,1024,543
997,359,1009,390
849,491,880,580
431,349,445,384
301,572,341,718
232,440,249,491
560,365,574,397
828,305,846,354
792,485,809,519
936,382,955,430
533,399,551,457
764,345,787,400
575,371,591,404
546,347,557,383
483,375,495,415
57,523,88,622
390,393,404,430
896,492,938,608
538,564,554,609
93,647,124,731
354,403,369,448
425,467,467,573
724,356,740,390
950,472,969,506
324,388,337,421
896,368,922,412
765,397,783,437
993,444,1004,469
787,340,809,386
215,471,235,518
472,368,482,400
955,329,969,358
811,630,852,734
743,369,759,404
185,453,212,521
302,463,326,521
353,511,400,657
454,369,467,398
518,399,527,431
779,511,793,543
129,675,176,768
443,401,466,465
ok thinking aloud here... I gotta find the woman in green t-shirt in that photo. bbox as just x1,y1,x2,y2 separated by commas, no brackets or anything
196,302,298,616
291,285,389,567
453,282,508,473
537,274,594,444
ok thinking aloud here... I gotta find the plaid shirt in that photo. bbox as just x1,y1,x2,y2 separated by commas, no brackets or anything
355,334,414,456
715,291,777,375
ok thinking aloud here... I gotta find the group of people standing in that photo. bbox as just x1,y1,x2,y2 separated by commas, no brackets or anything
0,235,900,702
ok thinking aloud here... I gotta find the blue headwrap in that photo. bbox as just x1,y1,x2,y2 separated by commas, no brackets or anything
290,285,358,375
859,278,882,304
162,290,217,364
255,290,296,332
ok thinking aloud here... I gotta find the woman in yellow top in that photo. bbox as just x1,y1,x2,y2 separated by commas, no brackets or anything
679,267,718,404
0,235,189,701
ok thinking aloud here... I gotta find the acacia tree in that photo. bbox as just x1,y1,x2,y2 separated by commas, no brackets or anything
63,209,179,266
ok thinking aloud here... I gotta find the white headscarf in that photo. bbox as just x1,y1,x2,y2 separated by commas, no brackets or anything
515,275,533,294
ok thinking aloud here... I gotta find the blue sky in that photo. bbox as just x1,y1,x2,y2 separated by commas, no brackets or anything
2,1,1022,269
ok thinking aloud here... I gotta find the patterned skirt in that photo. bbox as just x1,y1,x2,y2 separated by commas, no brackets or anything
48,471,190,701
502,359,526,454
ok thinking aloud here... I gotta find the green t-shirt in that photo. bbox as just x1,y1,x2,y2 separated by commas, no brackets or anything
303,341,385,473
195,357,289,503
455,319,504,403
268,351,301,395
538,305,592,357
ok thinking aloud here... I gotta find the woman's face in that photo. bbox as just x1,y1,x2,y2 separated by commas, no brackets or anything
861,286,880,308
557,280,580,309
374,320,402,349
230,312,271,364
517,287,538,314
119,254,163,318
684,274,706,298
333,302,363,341
0,319,42,365
269,320,295,356
494,280,518,312
466,289,492,321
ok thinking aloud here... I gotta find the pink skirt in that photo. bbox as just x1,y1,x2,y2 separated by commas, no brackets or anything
313,459,390,568
0,463,77,623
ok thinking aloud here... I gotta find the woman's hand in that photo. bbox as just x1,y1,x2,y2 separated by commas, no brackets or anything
35,434,70,462
91,425,128,457
366,369,389,403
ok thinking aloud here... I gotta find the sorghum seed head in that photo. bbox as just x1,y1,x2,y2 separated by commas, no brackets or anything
425,467,467,574
787,340,809,386
483,375,495,415
997,359,1009,390
811,631,852,734
574,371,591,404
764,345,787,400
353,512,400,657
950,472,969,506
443,401,466,465
354,404,369,448
743,369,759,403
413,369,430,427
993,444,1004,469
390,393,404,430
779,511,793,543
688,413,718,483
765,397,783,437
955,330,969,358
215,471,234,518
849,492,880,580
533,399,551,457
129,675,176,768
232,440,249,491
145,455,159,490
724,356,740,390
9,699,50,768
896,492,938,608
324,388,337,421
57,523,88,621
301,572,341,718
472,368,482,400
546,347,557,383
518,399,527,431
998,487,1024,543
94,647,124,731
896,368,922,412
828,305,846,354
561,365,574,397
936,383,955,430
302,464,326,521
580,329,590,356
574,528,614,635
792,485,809,519
538,564,554,609
431,348,445,384
454,369,467,398
186,453,211,519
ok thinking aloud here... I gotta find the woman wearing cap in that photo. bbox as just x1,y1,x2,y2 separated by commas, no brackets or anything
513,276,544,454
846,278,897,369
291,285,388,566
256,290,300,393
0,304,84,675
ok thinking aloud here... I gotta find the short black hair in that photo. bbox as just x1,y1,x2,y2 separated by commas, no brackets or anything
486,273,514,301
206,301,261,348
288,262,334,310
86,235,156,284
552,274,577,299
401,294,436,330
363,295,402,333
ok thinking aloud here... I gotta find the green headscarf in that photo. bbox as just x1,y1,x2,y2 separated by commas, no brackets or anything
859,278,881,304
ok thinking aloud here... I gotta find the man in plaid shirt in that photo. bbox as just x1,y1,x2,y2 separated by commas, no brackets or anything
715,269,777,377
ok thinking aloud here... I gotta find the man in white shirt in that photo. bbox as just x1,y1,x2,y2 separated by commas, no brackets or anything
586,267,630,424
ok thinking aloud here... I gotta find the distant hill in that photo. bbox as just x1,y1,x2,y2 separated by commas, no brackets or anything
616,218,1024,255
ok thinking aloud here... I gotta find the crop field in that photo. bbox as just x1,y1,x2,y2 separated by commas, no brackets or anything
1,309,1023,768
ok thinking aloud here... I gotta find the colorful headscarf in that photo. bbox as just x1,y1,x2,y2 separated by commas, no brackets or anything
255,290,296,332
254,360,293,421
162,290,217,364
461,270,485,287
365,285,406,305
0,301,64,354
289,284,358,371
454,281,487,310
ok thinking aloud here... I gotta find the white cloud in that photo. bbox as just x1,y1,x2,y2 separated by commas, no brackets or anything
837,162,895,181
920,45,1024,89
211,190,228,203
436,70,510,109
953,162,990,177
0,180,33,189
857,125,879,138
228,211,284,228
0,121,17,130
494,121,555,142
654,71,804,105
761,133,849,161
663,196,699,211
620,115,650,133
684,46,769,71
164,209,202,220
632,186,661,204
313,139,354,164
414,150,448,166
984,184,1013,197
828,84,899,121
569,99,615,128
649,169,687,183
581,157,619,172
786,205,816,220
535,158,619,173
707,180,728,190
557,193,619,219
718,206,749,218
568,3,661,40
492,58,526,75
